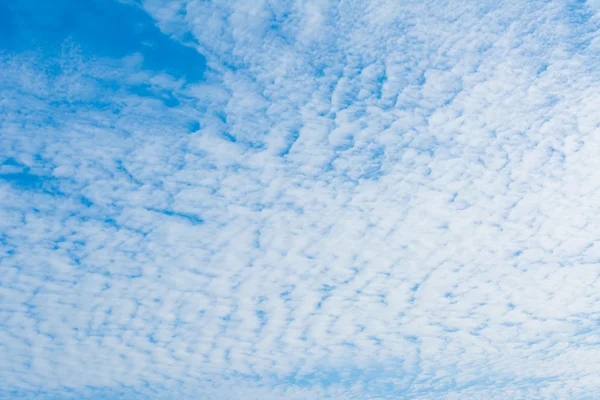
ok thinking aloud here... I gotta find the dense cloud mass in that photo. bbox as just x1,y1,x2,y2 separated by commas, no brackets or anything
2,0,600,398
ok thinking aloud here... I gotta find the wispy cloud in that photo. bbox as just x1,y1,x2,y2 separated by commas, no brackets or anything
2,0,600,398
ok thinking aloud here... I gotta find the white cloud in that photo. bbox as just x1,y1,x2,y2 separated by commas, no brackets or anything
3,0,600,398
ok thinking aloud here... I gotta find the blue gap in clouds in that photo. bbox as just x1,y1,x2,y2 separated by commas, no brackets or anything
280,129,300,157
0,170,43,189
0,0,205,83
146,208,204,225
0,158,48,190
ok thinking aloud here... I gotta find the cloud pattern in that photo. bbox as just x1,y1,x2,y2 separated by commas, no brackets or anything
2,0,600,398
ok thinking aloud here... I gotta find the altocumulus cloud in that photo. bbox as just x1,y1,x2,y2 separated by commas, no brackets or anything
2,0,600,398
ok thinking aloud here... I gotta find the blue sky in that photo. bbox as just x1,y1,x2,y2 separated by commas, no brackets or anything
2,0,600,398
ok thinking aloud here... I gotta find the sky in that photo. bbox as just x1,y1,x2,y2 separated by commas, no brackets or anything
1,0,600,398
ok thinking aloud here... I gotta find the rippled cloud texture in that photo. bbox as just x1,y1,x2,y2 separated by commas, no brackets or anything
2,0,600,398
